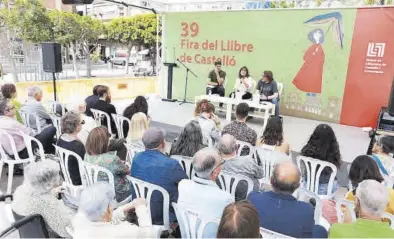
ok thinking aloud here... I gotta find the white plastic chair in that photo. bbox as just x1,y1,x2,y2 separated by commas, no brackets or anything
216,172,254,199
124,142,145,167
91,109,112,134
172,202,220,239
171,155,195,180
111,114,130,139
50,115,62,139
48,101,66,116
260,227,294,239
202,132,213,147
19,131,45,161
293,188,323,225
236,140,255,158
255,146,290,184
19,110,42,133
296,155,337,199
83,161,132,207
127,175,171,231
382,212,394,229
277,82,284,96
335,198,357,223
0,130,37,194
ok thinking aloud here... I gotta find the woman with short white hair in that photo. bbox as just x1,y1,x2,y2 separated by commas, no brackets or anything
72,182,155,238
11,160,75,237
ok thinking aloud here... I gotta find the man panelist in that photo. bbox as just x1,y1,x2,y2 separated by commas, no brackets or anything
206,59,226,107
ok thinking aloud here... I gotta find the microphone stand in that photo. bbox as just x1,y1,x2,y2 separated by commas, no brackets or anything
177,58,197,105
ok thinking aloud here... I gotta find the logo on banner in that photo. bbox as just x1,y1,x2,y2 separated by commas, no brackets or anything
367,43,385,58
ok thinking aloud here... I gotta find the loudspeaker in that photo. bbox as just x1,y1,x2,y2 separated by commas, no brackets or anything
42,43,62,73
388,77,394,116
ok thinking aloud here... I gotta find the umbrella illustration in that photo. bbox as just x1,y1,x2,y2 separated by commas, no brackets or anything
304,12,344,49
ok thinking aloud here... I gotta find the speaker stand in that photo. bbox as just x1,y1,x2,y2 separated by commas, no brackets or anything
52,72,57,101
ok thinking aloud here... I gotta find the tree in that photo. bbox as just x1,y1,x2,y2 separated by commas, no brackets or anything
107,13,157,74
48,10,82,78
4,0,53,43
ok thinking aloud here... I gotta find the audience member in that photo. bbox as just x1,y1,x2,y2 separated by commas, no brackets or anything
301,124,341,195
90,85,117,136
371,135,394,175
257,116,290,155
217,200,260,238
56,111,86,185
1,83,22,123
12,160,74,237
131,127,188,224
72,182,155,238
248,161,327,238
329,180,394,238
67,98,96,144
126,112,149,148
222,103,257,155
123,96,149,137
178,147,234,237
219,134,263,200
256,70,280,117
20,86,52,131
85,127,131,202
195,100,220,143
230,66,254,100
85,85,101,117
0,99,56,161
170,120,206,157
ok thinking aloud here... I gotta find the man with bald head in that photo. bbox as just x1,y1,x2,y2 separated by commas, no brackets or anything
248,161,328,238
178,147,234,238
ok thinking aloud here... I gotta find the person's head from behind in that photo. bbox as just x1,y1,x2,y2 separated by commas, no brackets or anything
92,85,101,96
193,147,222,181
270,161,300,194
1,84,17,99
78,182,115,222
128,112,149,141
218,134,237,158
142,127,166,152
349,155,384,188
238,66,249,79
86,126,110,156
195,99,215,118
217,200,260,238
133,96,148,115
235,103,249,122
0,99,16,118
172,120,204,157
262,116,284,146
301,124,341,167
372,135,394,156
355,180,389,220
27,86,43,101
61,110,83,135
214,59,222,71
24,160,61,195
97,85,111,103
262,70,273,83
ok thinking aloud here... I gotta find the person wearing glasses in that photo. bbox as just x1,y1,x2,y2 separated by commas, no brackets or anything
177,147,234,238
0,99,56,170
56,111,86,186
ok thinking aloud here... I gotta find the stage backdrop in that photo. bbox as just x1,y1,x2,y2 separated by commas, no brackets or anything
163,7,394,127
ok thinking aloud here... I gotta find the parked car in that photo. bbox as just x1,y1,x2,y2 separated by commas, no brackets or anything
110,50,138,66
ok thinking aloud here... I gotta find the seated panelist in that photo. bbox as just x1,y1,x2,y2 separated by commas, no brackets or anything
206,59,226,106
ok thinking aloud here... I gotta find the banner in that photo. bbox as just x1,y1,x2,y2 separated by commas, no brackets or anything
164,8,394,127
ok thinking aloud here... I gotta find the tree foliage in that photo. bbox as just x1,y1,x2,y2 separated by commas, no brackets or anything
48,10,81,45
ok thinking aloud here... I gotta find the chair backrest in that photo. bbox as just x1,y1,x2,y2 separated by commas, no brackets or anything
293,188,323,224
216,172,254,199
7,212,50,238
382,212,394,229
19,131,45,161
111,114,131,139
236,140,255,158
91,109,112,134
19,110,42,133
260,227,294,239
347,164,353,191
255,146,289,183
296,155,337,197
127,176,170,230
83,161,115,187
171,155,195,180
50,115,62,139
54,145,87,187
335,198,357,223
48,101,66,116
202,132,213,147
172,202,220,239
124,142,145,166
277,82,284,96
0,129,27,162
